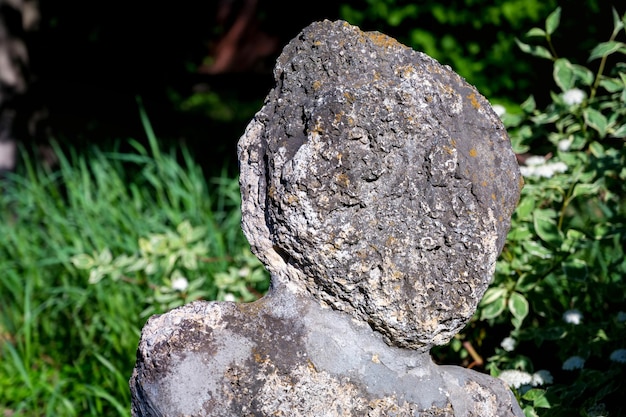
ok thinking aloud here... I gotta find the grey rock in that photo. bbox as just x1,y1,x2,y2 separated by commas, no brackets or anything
239,20,521,350
130,19,523,416
131,288,522,416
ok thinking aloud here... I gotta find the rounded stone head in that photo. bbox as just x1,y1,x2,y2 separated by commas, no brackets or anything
238,20,522,350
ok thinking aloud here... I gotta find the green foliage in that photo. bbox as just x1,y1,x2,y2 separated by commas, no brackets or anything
470,7,626,416
0,106,268,416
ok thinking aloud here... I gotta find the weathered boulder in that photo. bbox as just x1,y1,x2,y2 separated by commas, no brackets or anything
130,19,523,416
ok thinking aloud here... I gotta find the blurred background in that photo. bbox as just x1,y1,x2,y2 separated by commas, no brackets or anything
0,0,619,177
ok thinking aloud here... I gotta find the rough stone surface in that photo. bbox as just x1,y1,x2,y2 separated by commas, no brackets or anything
239,20,521,350
130,19,523,417
131,289,522,417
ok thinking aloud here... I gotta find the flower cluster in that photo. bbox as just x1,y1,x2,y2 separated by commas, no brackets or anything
519,155,568,178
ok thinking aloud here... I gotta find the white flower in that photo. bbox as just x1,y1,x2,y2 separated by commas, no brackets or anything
562,88,586,106
520,157,568,178
531,370,553,386
617,311,626,322
609,349,626,363
500,337,516,352
171,276,189,292
223,293,236,302
492,104,506,117
563,309,583,325
525,155,547,166
498,370,533,388
558,137,573,151
562,355,585,370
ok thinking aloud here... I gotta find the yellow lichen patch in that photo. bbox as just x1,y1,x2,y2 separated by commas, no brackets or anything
467,92,481,109
396,64,415,78
334,111,345,126
491,193,496,200
366,31,402,49
285,194,299,205
343,91,355,104
469,148,478,157
443,145,455,155
481,180,488,187
312,80,322,91
336,173,350,188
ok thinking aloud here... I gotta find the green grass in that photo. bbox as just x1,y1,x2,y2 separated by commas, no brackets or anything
0,108,267,416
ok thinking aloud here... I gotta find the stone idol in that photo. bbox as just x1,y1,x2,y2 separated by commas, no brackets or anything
130,20,524,416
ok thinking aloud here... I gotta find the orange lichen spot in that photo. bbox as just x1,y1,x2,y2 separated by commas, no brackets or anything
467,93,481,109
450,138,457,147
336,173,350,187
343,91,355,104
312,40,323,47
312,80,322,90
469,148,478,157
286,194,299,205
443,145,455,155
491,193,496,200
481,180,487,187
366,32,401,49
334,111,344,125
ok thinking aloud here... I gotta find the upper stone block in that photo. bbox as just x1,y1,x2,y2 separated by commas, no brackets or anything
238,20,522,350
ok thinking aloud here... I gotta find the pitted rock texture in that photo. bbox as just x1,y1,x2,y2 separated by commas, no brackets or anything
130,288,523,416
239,20,522,350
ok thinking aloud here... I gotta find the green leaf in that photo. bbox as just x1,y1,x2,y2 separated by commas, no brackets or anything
508,292,529,320
533,212,561,247
588,41,626,62
70,253,95,270
612,123,626,138
553,58,574,91
583,108,608,137
515,39,553,60
520,95,536,113
481,287,508,305
589,141,605,157
522,389,551,408
545,7,561,35
515,197,536,221
481,297,506,320
176,220,193,240
599,77,624,93
613,7,625,34
526,27,546,38
98,248,112,264
572,182,600,198
570,64,595,86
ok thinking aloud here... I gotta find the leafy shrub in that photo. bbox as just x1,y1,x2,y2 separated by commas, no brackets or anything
340,0,614,104
454,7,626,417
0,105,268,416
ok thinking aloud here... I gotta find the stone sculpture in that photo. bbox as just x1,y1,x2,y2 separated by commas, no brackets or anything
130,20,524,416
